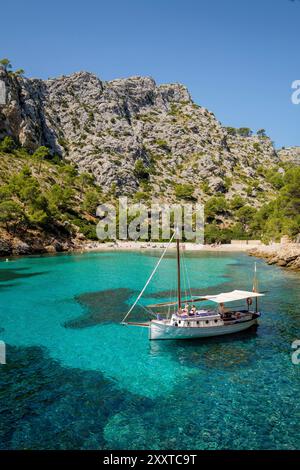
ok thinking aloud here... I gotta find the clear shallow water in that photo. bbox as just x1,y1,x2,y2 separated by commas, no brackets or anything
0,251,299,449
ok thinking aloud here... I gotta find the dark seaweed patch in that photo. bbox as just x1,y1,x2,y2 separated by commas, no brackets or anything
64,288,146,329
0,344,136,450
0,268,47,283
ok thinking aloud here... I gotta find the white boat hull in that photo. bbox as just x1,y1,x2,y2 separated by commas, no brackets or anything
149,318,258,340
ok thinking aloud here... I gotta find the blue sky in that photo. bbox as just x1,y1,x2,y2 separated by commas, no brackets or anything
1,0,299,148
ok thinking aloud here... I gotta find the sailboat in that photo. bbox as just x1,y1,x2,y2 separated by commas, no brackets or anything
121,233,264,340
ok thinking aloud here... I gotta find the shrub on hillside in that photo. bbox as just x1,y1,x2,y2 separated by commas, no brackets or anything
0,136,17,153
134,159,150,181
174,184,195,200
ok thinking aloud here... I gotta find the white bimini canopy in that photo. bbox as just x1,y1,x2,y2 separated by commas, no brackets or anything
199,290,264,304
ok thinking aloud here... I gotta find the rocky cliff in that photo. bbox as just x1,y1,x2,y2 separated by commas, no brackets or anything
278,147,300,166
0,68,281,202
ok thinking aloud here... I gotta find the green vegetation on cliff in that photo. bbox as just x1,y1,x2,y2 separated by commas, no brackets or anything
204,165,300,244
0,142,103,245
0,137,299,250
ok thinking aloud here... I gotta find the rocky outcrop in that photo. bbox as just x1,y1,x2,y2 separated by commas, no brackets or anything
249,244,300,271
0,227,85,256
0,68,279,200
278,147,300,165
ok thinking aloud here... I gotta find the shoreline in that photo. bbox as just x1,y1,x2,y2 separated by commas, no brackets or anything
0,240,262,259
249,244,300,271
2,240,300,270
79,241,266,253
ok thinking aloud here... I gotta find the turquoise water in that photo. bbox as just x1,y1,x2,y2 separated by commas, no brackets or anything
0,250,299,449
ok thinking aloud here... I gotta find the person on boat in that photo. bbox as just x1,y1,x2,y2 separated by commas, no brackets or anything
190,305,196,316
178,307,186,317
182,304,189,316
218,303,225,315
218,302,230,317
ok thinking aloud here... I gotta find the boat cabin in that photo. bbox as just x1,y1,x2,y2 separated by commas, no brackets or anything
167,290,264,328
171,312,223,328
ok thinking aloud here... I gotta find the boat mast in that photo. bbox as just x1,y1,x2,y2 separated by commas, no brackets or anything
176,237,181,310
253,262,258,312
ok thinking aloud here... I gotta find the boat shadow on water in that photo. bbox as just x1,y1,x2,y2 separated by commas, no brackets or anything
148,324,259,370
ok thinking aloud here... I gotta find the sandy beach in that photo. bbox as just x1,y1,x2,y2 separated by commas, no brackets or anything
80,240,266,253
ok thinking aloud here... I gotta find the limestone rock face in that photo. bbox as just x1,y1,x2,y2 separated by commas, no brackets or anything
0,69,280,199
278,147,300,165
249,244,300,271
